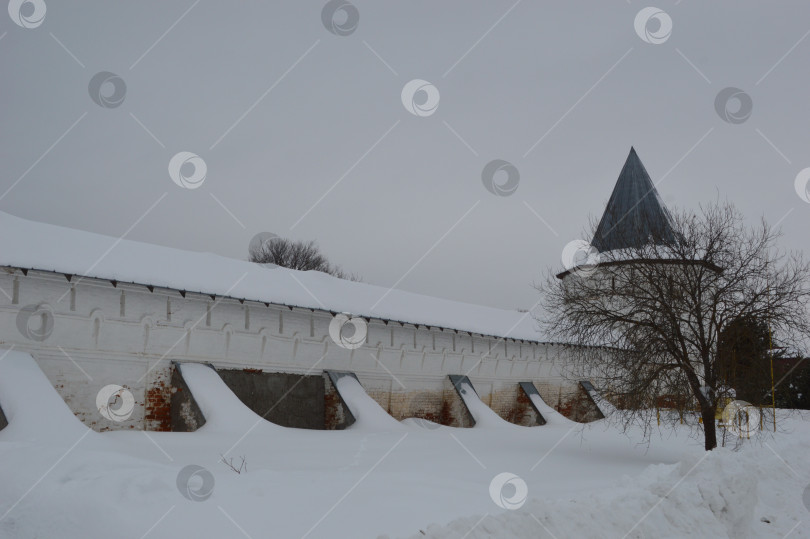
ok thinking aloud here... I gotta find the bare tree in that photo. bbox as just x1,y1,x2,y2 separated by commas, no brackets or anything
537,202,810,450
249,235,361,281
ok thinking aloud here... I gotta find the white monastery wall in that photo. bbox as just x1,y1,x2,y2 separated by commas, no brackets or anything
0,267,590,430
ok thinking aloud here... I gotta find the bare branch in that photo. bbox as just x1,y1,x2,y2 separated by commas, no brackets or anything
537,201,810,450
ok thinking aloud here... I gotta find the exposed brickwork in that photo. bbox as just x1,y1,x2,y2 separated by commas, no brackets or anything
367,382,577,427
559,385,603,422
443,385,474,427
324,375,353,429
377,385,475,427
486,385,541,426
533,381,602,423
144,366,174,431
337,380,601,428
439,398,456,426
499,386,541,426
387,390,444,422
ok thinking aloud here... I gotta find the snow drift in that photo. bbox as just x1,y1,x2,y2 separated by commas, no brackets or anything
0,349,92,443
1,350,807,538
404,437,810,539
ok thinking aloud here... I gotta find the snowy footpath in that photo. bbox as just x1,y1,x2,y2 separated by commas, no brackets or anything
0,350,808,538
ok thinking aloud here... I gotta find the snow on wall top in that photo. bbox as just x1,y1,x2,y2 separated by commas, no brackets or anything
0,211,545,342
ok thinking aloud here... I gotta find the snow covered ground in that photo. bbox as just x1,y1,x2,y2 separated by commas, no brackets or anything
1,349,808,538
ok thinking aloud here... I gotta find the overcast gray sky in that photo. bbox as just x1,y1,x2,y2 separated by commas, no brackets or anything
2,1,809,311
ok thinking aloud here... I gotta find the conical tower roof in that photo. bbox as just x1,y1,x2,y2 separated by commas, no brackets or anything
591,147,677,252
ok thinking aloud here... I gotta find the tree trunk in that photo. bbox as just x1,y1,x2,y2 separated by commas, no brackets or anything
701,405,717,450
